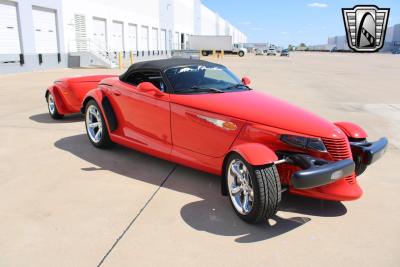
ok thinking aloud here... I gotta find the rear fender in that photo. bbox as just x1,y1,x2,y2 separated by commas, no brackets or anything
334,121,367,139
81,89,118,132
81,88,104,113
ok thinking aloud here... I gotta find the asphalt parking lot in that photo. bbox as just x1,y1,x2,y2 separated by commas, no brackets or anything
1,52,399,266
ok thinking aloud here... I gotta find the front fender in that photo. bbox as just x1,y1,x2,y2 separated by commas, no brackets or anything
334,121,367,139
230,143,278,166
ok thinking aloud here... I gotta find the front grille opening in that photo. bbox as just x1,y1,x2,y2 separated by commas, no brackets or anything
322,137,352,161
322,137,355,185
345,174,356,184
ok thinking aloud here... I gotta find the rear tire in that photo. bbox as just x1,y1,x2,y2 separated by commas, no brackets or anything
47,92,64,119
225,153,281,224
84,100,113,148
201,51,209,56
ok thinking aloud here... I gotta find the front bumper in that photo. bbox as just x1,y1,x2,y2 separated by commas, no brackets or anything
288,154,355,189
350,137,388,165
284,137,388,190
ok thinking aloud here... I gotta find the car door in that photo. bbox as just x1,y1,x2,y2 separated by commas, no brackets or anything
169,67,244,157
110,71,172,155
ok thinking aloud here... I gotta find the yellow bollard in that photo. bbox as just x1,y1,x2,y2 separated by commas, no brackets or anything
118,52,122,69
212,49,216,58
130,51,134,65
221,50,224,58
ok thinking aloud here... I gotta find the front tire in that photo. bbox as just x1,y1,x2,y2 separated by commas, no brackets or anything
47,93,64,119
225,153,281,224
84,100,113,148
238,51,245,57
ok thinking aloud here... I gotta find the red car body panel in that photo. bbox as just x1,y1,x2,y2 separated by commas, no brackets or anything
48,73,378,202
46,75,118,114
334,121,368,139
170,91,340,139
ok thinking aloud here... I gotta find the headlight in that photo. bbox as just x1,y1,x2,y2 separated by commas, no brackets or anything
280,134,327,152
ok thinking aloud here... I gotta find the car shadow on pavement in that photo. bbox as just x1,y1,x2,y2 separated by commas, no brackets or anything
29,113,83,124
55,134,347,243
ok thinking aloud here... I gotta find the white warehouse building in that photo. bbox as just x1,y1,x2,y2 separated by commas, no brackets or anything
0,0,247,73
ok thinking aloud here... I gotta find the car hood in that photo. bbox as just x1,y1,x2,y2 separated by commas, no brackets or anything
170,90,342,138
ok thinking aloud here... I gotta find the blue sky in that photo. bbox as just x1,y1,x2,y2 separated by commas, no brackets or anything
201,0,400,46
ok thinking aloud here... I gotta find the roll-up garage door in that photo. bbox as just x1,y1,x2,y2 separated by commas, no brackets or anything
160,29,166,51
112,21,124,52
141,26,149,51
93,18,107,51
174,32,179,50
151,27,158,51
0,1,21,56
32,7,58,54
127,24,137,51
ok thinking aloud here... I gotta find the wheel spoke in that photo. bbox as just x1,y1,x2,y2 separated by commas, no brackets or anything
48,95,55,113
88,122,99,128
231,162,244,182
242,194,250,213
249,190,254,202
89,109,97,120
86,104,104,143
94,129,102,141
231,185,242,195
227,158,254,215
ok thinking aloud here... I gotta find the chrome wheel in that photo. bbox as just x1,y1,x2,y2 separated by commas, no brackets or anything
227,159,254,215
86,105,103,143
48,94,55,114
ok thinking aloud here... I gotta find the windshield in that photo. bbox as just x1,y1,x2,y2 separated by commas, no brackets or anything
164,65,247,94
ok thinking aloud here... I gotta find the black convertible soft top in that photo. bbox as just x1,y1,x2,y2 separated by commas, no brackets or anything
119,58,223,82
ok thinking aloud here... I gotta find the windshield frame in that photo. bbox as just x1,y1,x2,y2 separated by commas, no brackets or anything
162,64,247,94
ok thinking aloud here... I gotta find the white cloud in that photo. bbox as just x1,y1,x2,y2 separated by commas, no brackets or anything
240,21,252,25
250,27,263,31
307,2,328,8
281,31,289,35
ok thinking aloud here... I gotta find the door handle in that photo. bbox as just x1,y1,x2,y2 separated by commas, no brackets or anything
113,90,121,96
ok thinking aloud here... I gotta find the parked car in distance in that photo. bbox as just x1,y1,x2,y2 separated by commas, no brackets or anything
266,48,277,56
280,49,289,56
45,58,388,224
254,49,264,55
392,48,400,54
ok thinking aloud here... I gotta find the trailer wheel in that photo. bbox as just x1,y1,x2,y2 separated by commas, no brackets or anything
225,153,281,224
47,93,64,120
238,51,245,57
202,51,209,56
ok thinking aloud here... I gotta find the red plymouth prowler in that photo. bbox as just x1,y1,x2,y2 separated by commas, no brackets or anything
45,59,387,223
